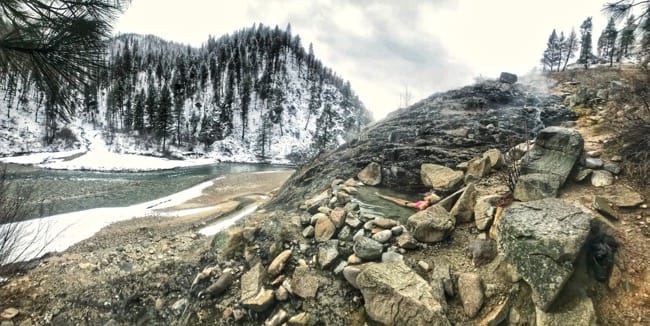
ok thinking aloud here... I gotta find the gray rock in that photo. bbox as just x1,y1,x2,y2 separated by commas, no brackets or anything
585,150,601,157
358,162,382,186
592,196,617,220
499,72,518,84
407,205,455,243
465,156,491,183
421,163,464,193
373,217,400,229
450,183,477,223
603,162,621,175
496,199,592,311
391,225,404,236
611,155,623,162
601,185,644,207
242,289,275,312
574,168,593,182
299,215,311,226
431,257,454,297
591,170,614,187
345,216,362,228
291,266,320,299
310,213,327,226
483,148,504,169
200,269,235,298
468,239,497,267
287,312,316,326
458,273,485,318
514,127,584,201
333,261,348,274
337,225,352,241
343,265,366,289
396,232,418,249
352,229,365,242
353,237,384,260
302,226,315,238
171,298,188,311
241,263,266,301
381,251,404,263
265,309,288,326
535,291,597,326
583,157,603,169
304,191,330,214
318,241,339,269
372,230,393,243
474,195,500,230
514,173,562,201
356,261,450,325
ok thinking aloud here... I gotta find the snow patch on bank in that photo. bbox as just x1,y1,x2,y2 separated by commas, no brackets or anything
2,177,221,263
198,204,258,236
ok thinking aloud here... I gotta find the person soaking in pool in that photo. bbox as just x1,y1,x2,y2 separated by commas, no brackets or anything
375,192,440,210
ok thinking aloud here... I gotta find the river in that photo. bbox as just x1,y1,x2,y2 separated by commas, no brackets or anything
2,162,290,219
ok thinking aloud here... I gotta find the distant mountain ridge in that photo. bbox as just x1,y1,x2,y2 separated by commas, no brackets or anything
0,24,372,164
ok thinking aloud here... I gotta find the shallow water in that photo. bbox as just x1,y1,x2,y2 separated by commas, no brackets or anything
2,163,288,219
355,186,424,223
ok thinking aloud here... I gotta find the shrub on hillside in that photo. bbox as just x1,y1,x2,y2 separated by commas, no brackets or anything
0,168,43,276
615,70,650,188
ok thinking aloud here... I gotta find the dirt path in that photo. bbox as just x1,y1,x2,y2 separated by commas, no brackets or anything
0,170,293,325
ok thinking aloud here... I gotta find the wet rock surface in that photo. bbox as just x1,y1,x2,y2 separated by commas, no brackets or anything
274,79,576,203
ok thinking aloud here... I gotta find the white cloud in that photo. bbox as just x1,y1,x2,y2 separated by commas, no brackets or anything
116,0,614,119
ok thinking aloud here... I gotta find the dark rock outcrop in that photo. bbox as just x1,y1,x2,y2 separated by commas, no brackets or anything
273,79,576,206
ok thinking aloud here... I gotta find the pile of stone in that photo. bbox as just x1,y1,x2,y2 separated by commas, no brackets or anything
188,126,644,325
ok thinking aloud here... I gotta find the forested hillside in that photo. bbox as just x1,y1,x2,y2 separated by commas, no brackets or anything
1,24,372,163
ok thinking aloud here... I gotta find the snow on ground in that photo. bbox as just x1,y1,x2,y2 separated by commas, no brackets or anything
198,203,259,236
2,177,224,263
1,126,218,171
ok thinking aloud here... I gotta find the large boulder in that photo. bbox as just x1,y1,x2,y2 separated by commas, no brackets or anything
421,163,464,193
406,205,455,243
496,198,592,311
356,261,450,325
499,72,518,84
450,183,477,223
514,127,584,201
358,162,382,186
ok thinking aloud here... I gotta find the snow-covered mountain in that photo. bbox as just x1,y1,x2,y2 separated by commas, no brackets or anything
0,24,372,164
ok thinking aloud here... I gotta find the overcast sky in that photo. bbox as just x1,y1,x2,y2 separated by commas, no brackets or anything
115,0,610,119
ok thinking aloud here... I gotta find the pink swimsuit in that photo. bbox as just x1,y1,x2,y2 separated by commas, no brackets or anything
414,200,427,209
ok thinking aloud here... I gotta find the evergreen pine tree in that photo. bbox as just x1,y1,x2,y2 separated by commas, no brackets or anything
578,17,594,69
145,81,158,133
157,83,173,151
0,0,128,121
133,89,145,133
618,15,637,60
562,29,579,71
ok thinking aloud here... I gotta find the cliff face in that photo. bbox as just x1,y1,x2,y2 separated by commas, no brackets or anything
274,75,577,204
